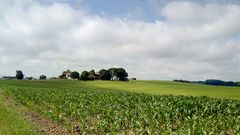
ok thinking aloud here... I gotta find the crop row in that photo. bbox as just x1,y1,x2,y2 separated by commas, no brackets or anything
3,86,240,134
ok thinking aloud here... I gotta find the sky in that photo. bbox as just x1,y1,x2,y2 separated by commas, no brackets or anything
0,0,240,81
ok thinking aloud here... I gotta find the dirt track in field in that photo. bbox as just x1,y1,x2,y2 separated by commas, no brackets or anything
1,93,81,135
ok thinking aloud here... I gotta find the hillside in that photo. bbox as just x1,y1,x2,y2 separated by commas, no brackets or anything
1,79,240,100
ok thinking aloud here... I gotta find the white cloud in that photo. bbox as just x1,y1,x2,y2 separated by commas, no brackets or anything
162,2,231,23
0,0,240,80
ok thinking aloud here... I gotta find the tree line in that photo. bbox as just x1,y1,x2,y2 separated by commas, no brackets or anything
3,68,129,81
59,68,129,81
174,79,240,87
14,70,47,80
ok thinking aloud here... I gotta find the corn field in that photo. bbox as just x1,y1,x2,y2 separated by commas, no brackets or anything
3,86,240,134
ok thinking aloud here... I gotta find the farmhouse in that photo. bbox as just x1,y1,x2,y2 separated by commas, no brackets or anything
65,72,71,79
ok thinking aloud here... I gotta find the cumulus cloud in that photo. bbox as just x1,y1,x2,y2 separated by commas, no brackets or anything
0,0,240,80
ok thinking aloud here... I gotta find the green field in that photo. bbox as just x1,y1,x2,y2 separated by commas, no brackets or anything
1,80,240,99
0,80,240,134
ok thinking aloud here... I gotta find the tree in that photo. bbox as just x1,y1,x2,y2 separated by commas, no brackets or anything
80,71,89,81
39,75,47,80
88,70,96,80
99,69,111,80
71,71,80,79
116,68,128,81
108,68,118,80
63,69,71,75
16,70,24,80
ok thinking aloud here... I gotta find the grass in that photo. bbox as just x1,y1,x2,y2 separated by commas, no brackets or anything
1,79,240,100
0,93,37,135
82,80,240,99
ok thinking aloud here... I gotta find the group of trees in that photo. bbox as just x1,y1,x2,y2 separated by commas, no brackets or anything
14,68,129,81
174,79,240,87
205,79,239,86
59,68,128,81
11,70,240,86
15,70,47,80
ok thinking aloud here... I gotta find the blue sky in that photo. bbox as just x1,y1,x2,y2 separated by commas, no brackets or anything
80,0,159,21
0,0,240,80
40,0,161,21
40,0,240,21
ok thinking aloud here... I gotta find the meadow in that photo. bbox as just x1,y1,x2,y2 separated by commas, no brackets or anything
0,80,240,134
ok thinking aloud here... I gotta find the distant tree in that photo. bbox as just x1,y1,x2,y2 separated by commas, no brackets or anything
71,71,80,79
108,68,118,80
39,75,47,80
94,72,100,80
205,79,225,86
99,69,111,80
173,79,190,83
16,70,24,80
237,82,240,86
88,70,96,80
116,68,128,81
80,71,89,81
204,79,239,87
63,69,71,75
225,81,237,86
58,74,66,79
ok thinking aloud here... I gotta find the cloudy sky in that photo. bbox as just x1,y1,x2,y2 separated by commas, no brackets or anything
0,0,240,80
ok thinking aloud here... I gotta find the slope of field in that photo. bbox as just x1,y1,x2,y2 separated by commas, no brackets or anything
1,79,240,99
0,80,240,134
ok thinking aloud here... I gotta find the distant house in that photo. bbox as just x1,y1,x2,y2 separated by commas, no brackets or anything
65,72,71,79
113,77,119,81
